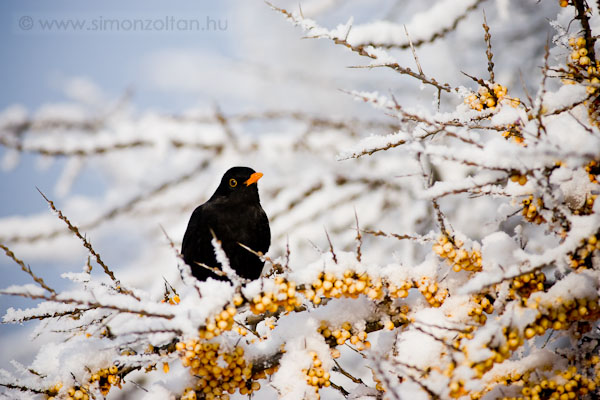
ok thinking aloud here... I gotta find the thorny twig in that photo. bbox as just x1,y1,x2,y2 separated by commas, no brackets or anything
0,243,55,294
362,229,431,243
36,188,139,300
269,3,455,93
159,225,204,298
354,209,363,262
482,11,495,83
324,228,338,264
404,25,423,76
534,37,552,138
0,290,174,320
3,160,210,244
351,0,485,50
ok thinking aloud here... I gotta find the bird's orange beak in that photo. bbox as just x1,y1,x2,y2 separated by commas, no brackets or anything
245,172,263,186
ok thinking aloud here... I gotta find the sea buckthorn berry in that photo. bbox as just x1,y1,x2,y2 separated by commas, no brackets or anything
502,123,526,145
510,173,528,186
177,341,271,399
303,353,331,396
522,195,545,224
434,235,482,273
569,231,600,268
465,83,514,112
417,277,447,307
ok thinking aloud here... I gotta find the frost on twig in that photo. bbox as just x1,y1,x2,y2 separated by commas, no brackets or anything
0,243,55,294
36,188,138,300
268,2,455,93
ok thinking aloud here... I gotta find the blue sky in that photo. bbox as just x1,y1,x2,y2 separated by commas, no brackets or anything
0,1,232,110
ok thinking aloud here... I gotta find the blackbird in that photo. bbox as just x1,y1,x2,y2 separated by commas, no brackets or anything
182,166,270,281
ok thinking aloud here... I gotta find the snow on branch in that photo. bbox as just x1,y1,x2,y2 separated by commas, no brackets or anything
345,0,485,50
2,1,600,399
269,3,455,93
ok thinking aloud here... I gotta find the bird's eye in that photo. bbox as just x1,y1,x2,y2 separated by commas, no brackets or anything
229,178,238,188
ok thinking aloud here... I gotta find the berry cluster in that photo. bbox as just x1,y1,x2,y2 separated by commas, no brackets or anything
304,270,378,303
469,327,524,378
469,294,494,325
451,327,475,350
449,379,467,398
522,195,545,224
432,235,482,273
303,351,331,398
249,277,300,314
199,304,238,340
568,37,595,76
469,293,600,380
464,83,514,111
46,364,123,400
181,387,198,400
525,296,600,339
509,271,546,300
318,321,371,350
510,173,528,186
470,370,523,399
564,36,600,126
502,124,526,145
387,304,411,328
89,365,122,396
387,280,412,298
45,383,63,400
569,232,600,269
501,366,600,400
416,277,448,307
303,270,418,305
585,160,600,184
53,387,90,400
176,341,263,400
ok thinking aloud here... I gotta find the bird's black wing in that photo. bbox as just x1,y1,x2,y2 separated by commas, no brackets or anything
181,205,220,281
255,208,271,254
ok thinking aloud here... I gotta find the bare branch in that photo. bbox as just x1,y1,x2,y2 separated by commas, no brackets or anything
0,243,55,294
482,10,495,83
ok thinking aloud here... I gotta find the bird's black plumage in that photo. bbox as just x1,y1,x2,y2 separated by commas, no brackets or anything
181,166,270,281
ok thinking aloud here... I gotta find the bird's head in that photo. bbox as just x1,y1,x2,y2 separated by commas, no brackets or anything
212,166,264,203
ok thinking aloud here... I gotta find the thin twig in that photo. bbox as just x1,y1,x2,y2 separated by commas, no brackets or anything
0,243,55,294
362,229,430,242
4,160,211,244
354,209,362,262
404,25,423,75
482,10,495,83
346,0,485,50
324,228,338,264
333,359,365,385
269,3,454,93
329,380,350,397
36,188,139,300
0,291,174,319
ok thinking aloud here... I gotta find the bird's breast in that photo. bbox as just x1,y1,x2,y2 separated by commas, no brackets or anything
207,202,266,242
